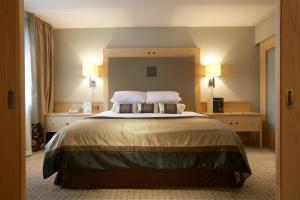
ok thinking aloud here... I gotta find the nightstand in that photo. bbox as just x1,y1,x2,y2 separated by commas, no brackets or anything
204,112,262,148
44,113,93,144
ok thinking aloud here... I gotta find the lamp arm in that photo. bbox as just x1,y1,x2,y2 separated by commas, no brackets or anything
89,75,96,88
208,77,216,88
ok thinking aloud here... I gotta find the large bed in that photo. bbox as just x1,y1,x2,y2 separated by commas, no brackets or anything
43,111,251,189
44,48,251,189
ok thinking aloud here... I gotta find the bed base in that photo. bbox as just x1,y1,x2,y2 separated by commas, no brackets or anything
54,169,240,189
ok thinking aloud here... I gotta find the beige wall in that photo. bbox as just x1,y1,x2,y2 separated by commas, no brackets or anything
54,27,259,111
255,14,275,44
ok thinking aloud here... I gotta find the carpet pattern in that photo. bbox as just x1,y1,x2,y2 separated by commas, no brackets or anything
26,147,275,200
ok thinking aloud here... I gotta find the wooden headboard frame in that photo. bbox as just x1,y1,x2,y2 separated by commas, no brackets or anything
102,48,201,112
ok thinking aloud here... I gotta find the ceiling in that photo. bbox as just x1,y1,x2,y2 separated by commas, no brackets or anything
25,0,275,29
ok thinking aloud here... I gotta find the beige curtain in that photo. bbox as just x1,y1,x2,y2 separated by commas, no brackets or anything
29,13,54,124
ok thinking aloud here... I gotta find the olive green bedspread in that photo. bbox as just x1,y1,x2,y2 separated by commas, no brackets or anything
43,115,251,186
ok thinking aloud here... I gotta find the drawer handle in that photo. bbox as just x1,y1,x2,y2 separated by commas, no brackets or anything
235,122,239,125
66,123,69,125
229,122,233,125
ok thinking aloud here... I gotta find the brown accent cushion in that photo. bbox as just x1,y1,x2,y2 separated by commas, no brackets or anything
119,104,134,113
158,103,185,114
164,104,178,114
141,104,155,113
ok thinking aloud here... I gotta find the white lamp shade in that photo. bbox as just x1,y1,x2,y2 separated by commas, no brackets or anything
82,63,99,77
205,63,221,78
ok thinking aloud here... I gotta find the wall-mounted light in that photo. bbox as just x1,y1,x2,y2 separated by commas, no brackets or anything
205,63,221,88
82,63,99,88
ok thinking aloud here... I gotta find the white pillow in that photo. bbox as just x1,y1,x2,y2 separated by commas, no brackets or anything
146,91,182,104
110,91,147,104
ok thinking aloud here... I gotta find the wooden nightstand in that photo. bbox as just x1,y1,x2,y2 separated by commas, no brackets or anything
44,113,93,144
204,112,262,148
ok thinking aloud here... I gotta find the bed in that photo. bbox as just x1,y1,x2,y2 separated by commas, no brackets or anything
44,48,251,188
43,111,251,189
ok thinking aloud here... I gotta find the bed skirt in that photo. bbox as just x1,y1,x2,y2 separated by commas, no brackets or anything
54,169,241,189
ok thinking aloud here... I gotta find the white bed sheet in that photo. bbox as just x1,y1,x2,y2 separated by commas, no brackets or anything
91,111,207,118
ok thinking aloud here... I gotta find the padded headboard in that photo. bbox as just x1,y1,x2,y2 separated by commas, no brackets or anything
107,57,196,111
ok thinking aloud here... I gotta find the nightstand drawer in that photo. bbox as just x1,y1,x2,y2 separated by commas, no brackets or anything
44,114,91,133
204,112,262,148
44,113,93,145
212,116,261,132
237,117,260,132
45,117,76,132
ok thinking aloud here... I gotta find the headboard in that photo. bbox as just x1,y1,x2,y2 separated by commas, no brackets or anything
102,48,201,112
108,57,195,111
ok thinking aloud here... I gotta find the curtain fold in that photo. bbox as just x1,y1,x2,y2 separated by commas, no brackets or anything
25,13,54,152
29,13,54,123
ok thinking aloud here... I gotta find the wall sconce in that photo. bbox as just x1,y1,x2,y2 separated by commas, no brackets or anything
82,63,99,87
205,63,221,88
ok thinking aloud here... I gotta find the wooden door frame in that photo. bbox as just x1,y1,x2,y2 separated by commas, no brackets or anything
260,35,276,120
0,0,25,199
19,0,26,198
275,0,281,200
18,0,26,199
260,36,276,149
17,0,294,200
277,0,300,199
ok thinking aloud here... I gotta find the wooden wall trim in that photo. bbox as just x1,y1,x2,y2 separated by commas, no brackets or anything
103,48,201,112
53,101,104,113
104,48,200,58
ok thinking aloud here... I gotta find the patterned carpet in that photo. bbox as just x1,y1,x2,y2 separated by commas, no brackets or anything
26,147,275,200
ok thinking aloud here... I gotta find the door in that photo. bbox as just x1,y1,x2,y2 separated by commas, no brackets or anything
260,36,276,148
279,0,300,200
266,47,276,149
0,0,25,200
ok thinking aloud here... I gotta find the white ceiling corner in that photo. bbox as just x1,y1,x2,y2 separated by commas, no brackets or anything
24,0,275,29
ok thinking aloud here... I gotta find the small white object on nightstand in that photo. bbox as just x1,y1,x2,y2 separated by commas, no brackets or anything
83,101,92,114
